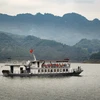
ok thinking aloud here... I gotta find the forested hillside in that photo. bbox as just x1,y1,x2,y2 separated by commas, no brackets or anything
0,31,88,61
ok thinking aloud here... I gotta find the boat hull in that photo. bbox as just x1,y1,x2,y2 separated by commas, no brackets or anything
2,71,83,77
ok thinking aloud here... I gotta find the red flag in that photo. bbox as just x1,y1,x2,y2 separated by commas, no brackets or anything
30,49,33,53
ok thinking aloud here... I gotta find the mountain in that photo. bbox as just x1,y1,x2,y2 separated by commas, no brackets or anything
90,51,100,60
0,32,27,60
0,12,100,45
74,39,100,54
0,31,88,61
74,38,100,63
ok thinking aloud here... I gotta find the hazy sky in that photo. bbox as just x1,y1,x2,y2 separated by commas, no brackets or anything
0,0,100,20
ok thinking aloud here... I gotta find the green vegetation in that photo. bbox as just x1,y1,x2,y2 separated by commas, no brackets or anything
74,39,100,63
74,39,100,54
90,52,100,60
1,31,100,62
84,52,100,63
0,31,88,62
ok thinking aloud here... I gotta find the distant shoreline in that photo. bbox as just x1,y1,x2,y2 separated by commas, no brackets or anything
83,60,100,64
1,59,100,64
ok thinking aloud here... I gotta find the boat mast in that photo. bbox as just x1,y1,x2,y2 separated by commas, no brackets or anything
30,49,36,61
33,53,36,61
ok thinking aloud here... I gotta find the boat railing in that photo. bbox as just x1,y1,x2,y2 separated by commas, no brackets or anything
42,63,70,68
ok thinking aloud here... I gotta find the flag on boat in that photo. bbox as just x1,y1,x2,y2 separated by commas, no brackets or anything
30,49,33,53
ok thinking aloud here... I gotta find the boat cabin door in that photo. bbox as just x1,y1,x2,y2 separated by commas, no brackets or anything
10,66,14,73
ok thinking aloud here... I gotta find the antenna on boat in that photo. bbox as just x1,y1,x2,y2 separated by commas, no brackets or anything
30,49,36,61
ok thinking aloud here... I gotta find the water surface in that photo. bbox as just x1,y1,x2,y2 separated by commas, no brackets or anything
0,63,100,100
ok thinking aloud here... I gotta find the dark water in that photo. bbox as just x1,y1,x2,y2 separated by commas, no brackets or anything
0,63,100,100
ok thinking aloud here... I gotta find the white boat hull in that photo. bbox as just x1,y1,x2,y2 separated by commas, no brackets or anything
2,70,83,77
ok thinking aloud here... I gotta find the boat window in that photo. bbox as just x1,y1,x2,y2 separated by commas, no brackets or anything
38,69,40,72
45,69,46,72
32,62,35,64
66,69,68,71
20,67,24,73
63,69,65,72
51,69,53,72
54,69,56,72
57,69,59,72
42,69,43,72
37,62,39,68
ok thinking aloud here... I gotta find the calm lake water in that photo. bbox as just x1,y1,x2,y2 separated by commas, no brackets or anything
0,63,100,100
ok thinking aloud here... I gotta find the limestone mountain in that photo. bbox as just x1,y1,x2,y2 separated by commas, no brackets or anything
0,12,100,45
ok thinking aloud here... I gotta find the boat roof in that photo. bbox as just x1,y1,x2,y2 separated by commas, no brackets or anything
5,59,69,66
30,59,69,63
5,64,24,67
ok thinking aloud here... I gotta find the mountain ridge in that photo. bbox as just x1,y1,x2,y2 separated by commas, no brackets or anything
0,12,100,45
0,31,100,61
0,31,89,61
0,12,99,21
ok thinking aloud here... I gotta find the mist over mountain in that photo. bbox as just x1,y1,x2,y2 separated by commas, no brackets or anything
74,39,100,54
1,31,100,62
0,31,88,61
0,12,100,45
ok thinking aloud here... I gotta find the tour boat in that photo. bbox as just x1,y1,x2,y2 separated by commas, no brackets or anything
2,50,83,77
